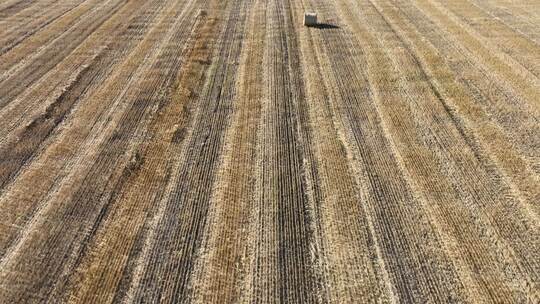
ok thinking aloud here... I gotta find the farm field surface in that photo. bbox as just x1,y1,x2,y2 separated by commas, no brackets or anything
0,0,539,302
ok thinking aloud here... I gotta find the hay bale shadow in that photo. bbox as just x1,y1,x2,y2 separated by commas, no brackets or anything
309,23,340,29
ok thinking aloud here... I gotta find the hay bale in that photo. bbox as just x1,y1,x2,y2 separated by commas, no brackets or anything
304,13,317,26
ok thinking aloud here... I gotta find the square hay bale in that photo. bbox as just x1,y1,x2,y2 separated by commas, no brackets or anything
304,13,317,26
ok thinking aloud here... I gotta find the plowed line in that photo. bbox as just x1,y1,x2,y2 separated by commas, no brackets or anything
124,1,249,302
0,0,190,272
294,0,395,300
0,0,204,300
60,11,216,304
0,0,127,108
0,0,164,192
187,1,264,302
0,0,79,55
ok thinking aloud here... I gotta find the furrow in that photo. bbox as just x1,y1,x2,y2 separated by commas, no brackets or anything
0,0,203,301
187,0,265,302
59,11,216,304
0,0,170,252
472,0,540,37
0,0,190,278
380,0,540,216
294,0,397,301
355,0,539,300
0,0,79,55
249,0,342,301
302,0,475,301
0,0,165,192
465,0,540,45
0,0,104,76
0,0,113,79
124,1,249,302
0,0,40,19
0,0,125,107
409,0,539,112
432,0,540,79
0,0,538,301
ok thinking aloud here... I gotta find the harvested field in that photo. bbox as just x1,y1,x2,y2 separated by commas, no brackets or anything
0,0,539,302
